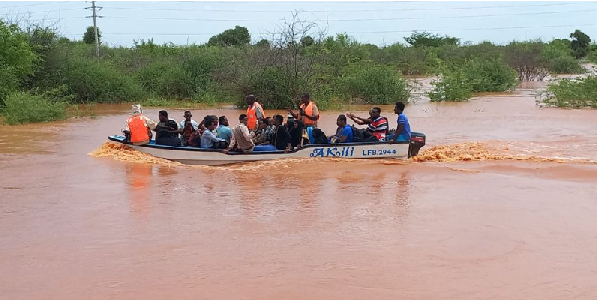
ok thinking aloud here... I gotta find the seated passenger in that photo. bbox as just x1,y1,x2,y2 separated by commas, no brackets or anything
201,119,226,149
180,111,198,146
289,120,307,149
154,110,181,146
311,128,329,145
330,114,353,143
216,116,232,143
223,114,255,153
388,102,411,143
346,107,388,141
272,114,291,152
253,118,275,145
124,104,156,145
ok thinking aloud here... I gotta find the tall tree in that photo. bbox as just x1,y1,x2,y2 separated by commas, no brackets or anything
83,26,101,45
207,26,250,47
569,29,591,59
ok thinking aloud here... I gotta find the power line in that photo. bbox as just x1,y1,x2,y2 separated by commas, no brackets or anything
64,23,597,37
102,9,595,22
100,2,596,13
0,1,69,9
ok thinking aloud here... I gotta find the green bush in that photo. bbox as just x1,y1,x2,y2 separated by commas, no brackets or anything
236,66,293,109
3,91,66,124
547,56,584,74
60,59,146,103
543,76,597,108
137,59,194,99
462,58,518,92
337,63,409,104
428,68,473,102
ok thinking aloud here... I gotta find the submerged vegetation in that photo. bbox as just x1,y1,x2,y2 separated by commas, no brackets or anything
0,14,596,124
542,76,597,109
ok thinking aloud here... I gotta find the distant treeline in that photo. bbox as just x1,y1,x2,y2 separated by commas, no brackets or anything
0,16,596,124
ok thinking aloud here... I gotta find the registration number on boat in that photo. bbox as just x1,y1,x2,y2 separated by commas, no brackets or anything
362,149,397,156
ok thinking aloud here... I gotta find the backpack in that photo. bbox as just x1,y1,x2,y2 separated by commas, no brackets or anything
351,126,377,142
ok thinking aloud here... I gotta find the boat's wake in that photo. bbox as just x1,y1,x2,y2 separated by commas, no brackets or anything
89,141,596,170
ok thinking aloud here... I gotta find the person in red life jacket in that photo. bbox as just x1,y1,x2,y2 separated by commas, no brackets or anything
124,104,156,145
288,92,320,129
246,94,264,131
346,107,389,141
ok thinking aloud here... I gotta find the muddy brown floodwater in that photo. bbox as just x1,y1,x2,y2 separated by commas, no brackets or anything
0,85,596,299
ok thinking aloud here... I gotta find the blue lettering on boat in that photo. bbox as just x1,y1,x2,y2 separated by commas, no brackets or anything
310,146,356,157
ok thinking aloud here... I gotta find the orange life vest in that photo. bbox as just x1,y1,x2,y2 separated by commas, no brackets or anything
300,101,319,126
127,115,150,143
247,102,263,130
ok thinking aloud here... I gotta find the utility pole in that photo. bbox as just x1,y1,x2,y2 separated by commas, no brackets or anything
85,1,102,57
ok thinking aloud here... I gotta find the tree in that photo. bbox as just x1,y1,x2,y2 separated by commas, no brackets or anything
83,26,100,45
570,29,591,59
255,39,270,48
404,31,459,48
300,35,314,47
0,20,38,106
207,26,250,47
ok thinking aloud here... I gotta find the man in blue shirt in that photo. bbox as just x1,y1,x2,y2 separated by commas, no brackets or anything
216,116,233,143
389,102,411,142
332,114,353,143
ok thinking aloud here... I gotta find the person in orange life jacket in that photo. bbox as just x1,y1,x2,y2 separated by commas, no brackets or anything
124,104,156,145
388,102,412,143
346,107,389,141
288,92,320,128
245,94,264,131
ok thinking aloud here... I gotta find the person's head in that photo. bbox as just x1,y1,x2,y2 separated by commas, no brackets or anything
370,107,382,118
258,118,269,130
159,110,168,122
265,117,273,126
208,115,218,126
219,116,229,127
273,114,284,126
301,92,310,105
246,94,256,106
394,102,406,115
239,114,248,126
337,114,347,127
204,118,216,130
183,111,192,121
132,104,142,115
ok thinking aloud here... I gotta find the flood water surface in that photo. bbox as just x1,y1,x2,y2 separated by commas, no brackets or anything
0,92,596,299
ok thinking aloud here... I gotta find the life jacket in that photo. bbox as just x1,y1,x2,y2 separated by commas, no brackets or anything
246,102,263,130
300,101,319,126
127,115,149,143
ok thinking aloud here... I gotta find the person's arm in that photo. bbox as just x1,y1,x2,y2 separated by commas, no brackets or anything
241,126,253,142
390,123,404,143
283,129,292,152
255,106,264,121
224,134,236,152
287,109,299,119
144,117,157,130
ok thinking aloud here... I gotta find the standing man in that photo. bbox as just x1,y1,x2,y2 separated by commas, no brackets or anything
124,104,156,145
223,114,255,153
246,94,264,131
389,102,412,143
288,92,319,128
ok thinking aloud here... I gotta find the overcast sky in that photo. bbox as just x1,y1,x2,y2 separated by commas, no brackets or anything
0,1,597,46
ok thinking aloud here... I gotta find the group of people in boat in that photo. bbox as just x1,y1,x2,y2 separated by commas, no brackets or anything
123,92,411,153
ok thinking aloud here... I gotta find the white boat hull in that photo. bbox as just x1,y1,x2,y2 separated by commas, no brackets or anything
129,142,411,165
